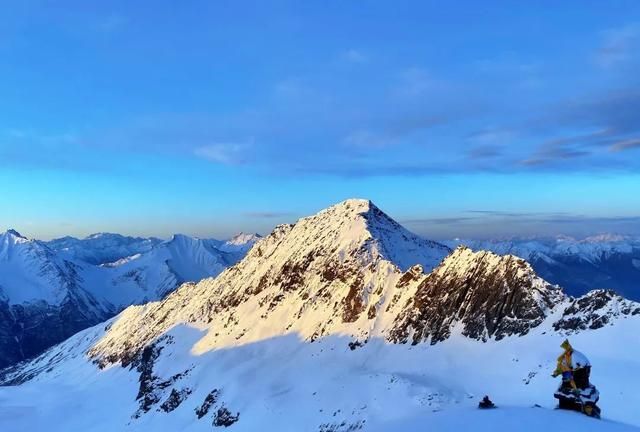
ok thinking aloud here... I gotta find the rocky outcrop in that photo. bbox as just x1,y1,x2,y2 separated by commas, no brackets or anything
159,388,192,413
129,337,193,418
389,247,564,344
446,236,640,300
195,389,221,418
213,407,240,427
553,289,640,332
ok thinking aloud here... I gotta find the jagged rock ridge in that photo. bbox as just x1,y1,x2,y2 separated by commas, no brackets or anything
388,247,565,344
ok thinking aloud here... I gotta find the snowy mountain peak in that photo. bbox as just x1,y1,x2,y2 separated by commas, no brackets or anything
298,198,451,271
582,233,630,243
77,200,453,367
1,228,29,244
318,198,373,215
167,233,200,245
5,228,25,238
226,232,262,246
0,229,33,261
86,232,118,240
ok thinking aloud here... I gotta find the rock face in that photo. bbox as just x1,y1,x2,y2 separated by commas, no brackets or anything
553,289,640,332
389,247,565,344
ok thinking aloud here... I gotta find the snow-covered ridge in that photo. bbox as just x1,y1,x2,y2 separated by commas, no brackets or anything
46,232,162,265
218,232,262,250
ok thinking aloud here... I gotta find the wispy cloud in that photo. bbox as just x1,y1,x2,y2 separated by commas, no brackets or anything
402,216,477,225
8,19,640,179
395,67,436,97
467,145,502,160
594,24,640,68
341,49,368,63
521,148,590,167
193,141,252,165
609,137,640,152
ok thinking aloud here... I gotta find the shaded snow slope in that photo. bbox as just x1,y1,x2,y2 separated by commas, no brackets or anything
0,230,113,367
2,320,640,431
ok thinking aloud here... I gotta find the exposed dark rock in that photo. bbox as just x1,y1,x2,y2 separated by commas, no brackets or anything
159,388,192,413
319,420,365,431
129,338,193,418
133,343,164,417
553,289,637,332
396,265,424,288
213,407,240,427
367,304,377,319
348,340,364,350
0,284,113,369
195,389,221,419
342,273,366,323
389,248,563,345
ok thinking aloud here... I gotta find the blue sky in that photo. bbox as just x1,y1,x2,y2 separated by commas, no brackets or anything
1,1,639,240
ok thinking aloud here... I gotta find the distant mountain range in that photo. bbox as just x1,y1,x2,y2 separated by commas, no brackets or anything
444,235,640,300
2,199,639,431
3,219,639,373
0,230,260,368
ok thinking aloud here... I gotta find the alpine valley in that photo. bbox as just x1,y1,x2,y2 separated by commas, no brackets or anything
1,200,639,431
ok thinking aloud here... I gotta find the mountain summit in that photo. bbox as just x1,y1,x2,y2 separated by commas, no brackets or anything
296,198,450,271
75,198,588,365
